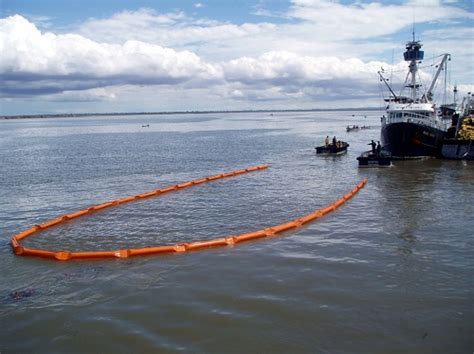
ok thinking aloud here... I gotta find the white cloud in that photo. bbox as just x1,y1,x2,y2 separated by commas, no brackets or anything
0,15,223,96
457,84,474,100
222,51,386,83
1,15,397,102
287,0,470,40
44,88,117,102
77,8,276,54
1,0,472,113
71,2,472,67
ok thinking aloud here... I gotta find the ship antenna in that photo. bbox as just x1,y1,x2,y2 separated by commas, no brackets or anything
390,49,394,83
453,83,458,109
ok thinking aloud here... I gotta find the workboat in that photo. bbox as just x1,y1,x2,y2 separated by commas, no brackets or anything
357,151,392,167
315,141,349,155
378,35,453,159
346,125,360,132
346,125,370,132
441,94,474,160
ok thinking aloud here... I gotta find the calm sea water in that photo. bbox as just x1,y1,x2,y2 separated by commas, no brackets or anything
0,111,472,353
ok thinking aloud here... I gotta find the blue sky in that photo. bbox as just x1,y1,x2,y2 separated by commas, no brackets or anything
2,0,291,25
1,0,473,115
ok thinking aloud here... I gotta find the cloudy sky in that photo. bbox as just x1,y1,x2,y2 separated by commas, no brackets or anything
1,0,473,115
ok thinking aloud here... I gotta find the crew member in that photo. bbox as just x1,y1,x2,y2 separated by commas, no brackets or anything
376,141,382,155
368,140,376,154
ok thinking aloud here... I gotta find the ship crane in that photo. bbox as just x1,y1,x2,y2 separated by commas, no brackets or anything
378,70,413,104
423,53,451,103
378,70,400,102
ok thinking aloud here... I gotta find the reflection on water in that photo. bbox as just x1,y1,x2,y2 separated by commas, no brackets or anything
0,112,472,353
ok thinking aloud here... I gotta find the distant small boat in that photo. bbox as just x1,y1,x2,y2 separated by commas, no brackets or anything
357,151,392,167
142,124,150,127
315,141,349,155
346,125,360,132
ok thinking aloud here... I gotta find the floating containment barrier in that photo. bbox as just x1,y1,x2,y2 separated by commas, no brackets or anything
10,165,367,261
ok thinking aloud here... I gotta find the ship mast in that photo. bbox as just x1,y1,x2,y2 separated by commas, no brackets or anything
380,33,450,105
403,31,424,103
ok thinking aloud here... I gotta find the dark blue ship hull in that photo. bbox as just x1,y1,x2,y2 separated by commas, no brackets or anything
381,122,446,159
441,139,474,160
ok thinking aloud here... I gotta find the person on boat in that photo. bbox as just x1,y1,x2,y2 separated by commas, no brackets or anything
376,141,382,155
325,136,330,146
332,136,337,146
368,140,376,154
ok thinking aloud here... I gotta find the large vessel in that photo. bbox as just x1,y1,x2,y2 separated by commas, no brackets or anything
379,36,451,159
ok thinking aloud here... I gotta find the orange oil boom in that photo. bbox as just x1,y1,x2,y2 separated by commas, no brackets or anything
10,165,367,261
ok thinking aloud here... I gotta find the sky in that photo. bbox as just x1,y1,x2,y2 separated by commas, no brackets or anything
0,0,473,115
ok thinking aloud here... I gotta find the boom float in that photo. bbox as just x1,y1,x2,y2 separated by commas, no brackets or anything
10,165,367,261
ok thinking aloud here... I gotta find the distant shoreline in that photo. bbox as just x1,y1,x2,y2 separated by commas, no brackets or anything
1,107,382,120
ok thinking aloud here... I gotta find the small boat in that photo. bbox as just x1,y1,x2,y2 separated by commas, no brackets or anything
357,151,392,167
315,141,349,155
346,125,360,132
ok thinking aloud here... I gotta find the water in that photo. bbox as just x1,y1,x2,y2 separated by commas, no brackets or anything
0,111,472,353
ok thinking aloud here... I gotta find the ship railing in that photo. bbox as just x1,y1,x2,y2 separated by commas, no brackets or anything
388,112,431,119
386,116,443,130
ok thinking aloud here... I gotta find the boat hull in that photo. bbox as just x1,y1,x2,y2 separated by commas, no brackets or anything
441,139,474,160
315,142,349,155
357,151,392,167
381,122,445,159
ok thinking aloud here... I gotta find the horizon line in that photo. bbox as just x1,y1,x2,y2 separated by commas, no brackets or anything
1,107,383,119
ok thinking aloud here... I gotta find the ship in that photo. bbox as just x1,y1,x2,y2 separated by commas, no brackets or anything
379,35,452,159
